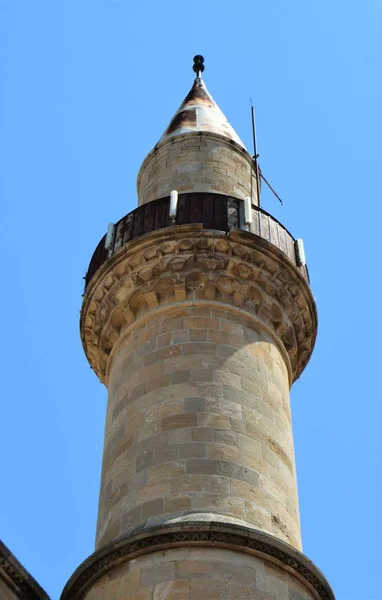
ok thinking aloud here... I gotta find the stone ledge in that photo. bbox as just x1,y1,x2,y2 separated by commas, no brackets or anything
60,522,334,600
0,540,49,600
81,226,317,384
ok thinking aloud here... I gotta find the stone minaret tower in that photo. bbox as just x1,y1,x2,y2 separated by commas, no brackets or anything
62,57,334,600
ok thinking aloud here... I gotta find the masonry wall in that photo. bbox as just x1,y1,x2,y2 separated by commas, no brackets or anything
82,547,316,600
0,579,19,600
137,134,257,206
96,306,301,552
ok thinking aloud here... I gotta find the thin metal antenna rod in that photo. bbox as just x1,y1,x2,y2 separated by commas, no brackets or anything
251,102,261,208
260,171,283,205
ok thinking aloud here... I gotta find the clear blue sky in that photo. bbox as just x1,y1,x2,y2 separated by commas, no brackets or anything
0,1,381,598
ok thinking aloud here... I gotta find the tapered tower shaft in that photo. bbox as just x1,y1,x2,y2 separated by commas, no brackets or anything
62,58,334,600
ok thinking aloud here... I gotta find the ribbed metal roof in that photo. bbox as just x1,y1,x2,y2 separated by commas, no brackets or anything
159,77,246,149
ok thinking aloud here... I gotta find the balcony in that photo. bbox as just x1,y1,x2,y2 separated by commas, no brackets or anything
85,193,308,289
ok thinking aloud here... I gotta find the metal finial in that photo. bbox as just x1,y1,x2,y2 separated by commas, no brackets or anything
193,55,205,78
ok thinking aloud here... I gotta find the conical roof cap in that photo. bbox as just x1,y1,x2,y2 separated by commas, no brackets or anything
159,77,246,149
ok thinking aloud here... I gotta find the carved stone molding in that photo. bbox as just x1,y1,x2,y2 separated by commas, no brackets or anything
0,540,49,600
81,225,317,385
60,522,334,600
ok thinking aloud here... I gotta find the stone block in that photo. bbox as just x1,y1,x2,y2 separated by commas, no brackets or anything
167,428,191,445
155,445,179,464
190,579,225,600
120,506,142,531
208,330,231,344
141,562,175,586
182,342,217,356
190,368,214,383
191,427,212,441
145,461,186,485
136,451,155,473
225,582,257,599
157,332,172,348
171,370,191,384
153,580,191,600
207,443,240,462
163,496,191,513
171,474,230,495
179,442,207,459
162,414,198,430
213,370,241,389
212,429,237,446
186,458,259,486
189,329,208,342
172,329,189,343
184,397,206,413
141,498,164,520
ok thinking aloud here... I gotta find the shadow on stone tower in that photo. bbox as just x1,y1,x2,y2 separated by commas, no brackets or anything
62,56,335,600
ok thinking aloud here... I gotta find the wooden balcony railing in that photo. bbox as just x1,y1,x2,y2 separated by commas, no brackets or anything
85,193,308,289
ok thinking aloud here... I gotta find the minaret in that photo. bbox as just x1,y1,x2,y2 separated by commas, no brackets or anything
62,57,334,600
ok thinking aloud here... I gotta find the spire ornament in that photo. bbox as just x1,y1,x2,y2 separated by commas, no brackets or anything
193,54,205,78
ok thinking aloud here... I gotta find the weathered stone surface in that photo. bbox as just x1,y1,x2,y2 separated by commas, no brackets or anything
137,133,254,207
94,307,301,552
77,149,321,600
81,228,316,386
66,64,332,600
0,540,49,600
80,547,321,600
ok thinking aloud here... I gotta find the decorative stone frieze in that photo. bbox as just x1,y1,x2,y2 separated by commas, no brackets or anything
0,541,49,600
81,225,317,386
60,523,335,600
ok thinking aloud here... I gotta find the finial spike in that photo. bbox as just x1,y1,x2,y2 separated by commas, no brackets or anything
193,55,205,78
